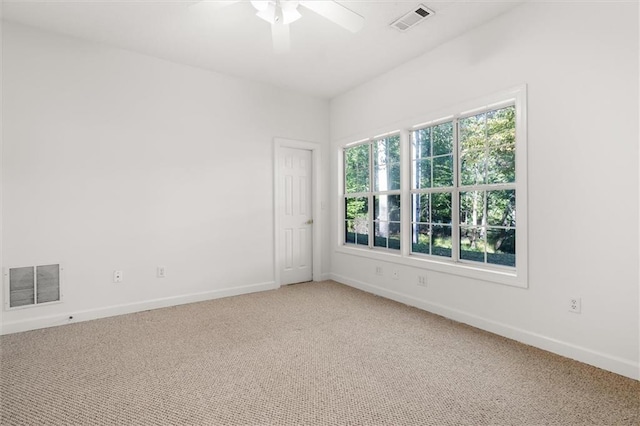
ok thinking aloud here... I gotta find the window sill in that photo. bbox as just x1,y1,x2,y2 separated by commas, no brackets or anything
335,245,527,288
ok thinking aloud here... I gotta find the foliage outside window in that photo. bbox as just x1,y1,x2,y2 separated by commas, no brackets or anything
344,134,401,251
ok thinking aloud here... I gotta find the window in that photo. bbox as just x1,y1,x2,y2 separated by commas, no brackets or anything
344,134,401,251
411,105,517,268
411,121,454,258
338,87,527,287
458,106,516,267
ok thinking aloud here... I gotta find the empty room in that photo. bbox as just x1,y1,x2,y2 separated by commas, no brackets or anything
1,0,639,424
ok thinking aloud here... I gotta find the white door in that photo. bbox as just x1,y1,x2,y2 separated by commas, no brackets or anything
278,147,313,285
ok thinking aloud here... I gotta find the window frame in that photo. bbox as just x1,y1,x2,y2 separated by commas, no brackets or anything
336,86,528,288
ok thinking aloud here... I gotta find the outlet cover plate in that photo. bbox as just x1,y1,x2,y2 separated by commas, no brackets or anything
569,297,581,313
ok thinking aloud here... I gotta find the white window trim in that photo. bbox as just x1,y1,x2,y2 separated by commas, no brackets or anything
336,85,528,288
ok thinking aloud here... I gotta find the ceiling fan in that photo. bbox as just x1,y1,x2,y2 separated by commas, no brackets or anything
192,0,365,53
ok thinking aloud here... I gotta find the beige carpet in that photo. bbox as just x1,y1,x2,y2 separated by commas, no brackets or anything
1,281,638,425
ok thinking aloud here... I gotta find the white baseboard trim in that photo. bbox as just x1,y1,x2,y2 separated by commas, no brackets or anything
330,273,640,381
1,281,279,335
318,273,332,281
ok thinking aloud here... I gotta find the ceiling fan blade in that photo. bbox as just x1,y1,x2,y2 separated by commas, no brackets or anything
271,22,291,54
299,0,364,33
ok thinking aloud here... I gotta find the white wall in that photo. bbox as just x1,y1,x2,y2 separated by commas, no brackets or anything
330,2,639,379
1,22,330,332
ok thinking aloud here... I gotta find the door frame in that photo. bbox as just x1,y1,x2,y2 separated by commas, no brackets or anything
273,138,322,286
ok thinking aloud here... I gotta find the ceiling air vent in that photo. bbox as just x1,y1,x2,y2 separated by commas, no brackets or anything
390,4,435,32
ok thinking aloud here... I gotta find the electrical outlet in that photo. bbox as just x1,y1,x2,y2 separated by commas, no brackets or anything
569,297,581,313
157,266,166,278
113,270,123,283
375,266,383,276
417,275,428,287
392,269,399,280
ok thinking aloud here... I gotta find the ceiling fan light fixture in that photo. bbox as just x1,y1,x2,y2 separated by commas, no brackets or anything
255,4,276,23
282,8,301,24
253,0,301,25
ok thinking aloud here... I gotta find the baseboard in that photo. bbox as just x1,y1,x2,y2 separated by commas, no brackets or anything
330,273,640,381
1,281,279,335
318,272,332,281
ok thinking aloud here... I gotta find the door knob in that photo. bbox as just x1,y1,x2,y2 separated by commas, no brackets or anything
305,219,314,225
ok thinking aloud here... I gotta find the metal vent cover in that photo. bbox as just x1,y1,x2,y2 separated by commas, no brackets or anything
390,4,435,32
5,264,61,309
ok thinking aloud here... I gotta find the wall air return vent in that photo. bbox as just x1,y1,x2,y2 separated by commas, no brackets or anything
5,264,62,310
390,4,435,32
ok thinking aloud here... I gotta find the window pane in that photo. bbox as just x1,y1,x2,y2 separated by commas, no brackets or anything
460,191,485,226
432,122,453,155
411,223,430,254
374,144,386,167
374,221,388,248
413,128,431,159
412,193,429,223
459,112,486,152
487,106,515,149
346,197,367,220
374,221,400,250
345,197,368,246
431,192,452,224
460,227,485,262
375,195,401,222
487,107,516,184
389,195,401,221
432,225,452,258
460,149,486,186
375,164,401,191
487,190,516,227
388,135,400,163
374,166,387,191
345,221,356,244
360,168,371,192
388,163,401,191
413,159,431,189
487,229,516,267
389,222,401,250
433,155,453,187
357,234,369,245
345,145,369,193
487,145,515,184
374,136,400,191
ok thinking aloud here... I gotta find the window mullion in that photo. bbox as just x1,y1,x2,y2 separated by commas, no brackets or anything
369,142,374,249
401,129,411,257
483,189,488,264
452,118,461,263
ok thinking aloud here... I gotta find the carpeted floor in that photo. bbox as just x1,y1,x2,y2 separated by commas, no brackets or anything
1,281,638,425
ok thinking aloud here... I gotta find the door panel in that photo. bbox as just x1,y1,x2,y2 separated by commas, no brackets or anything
279,147,313,284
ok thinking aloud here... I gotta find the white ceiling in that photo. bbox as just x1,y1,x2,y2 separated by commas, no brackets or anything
1,0,524,99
